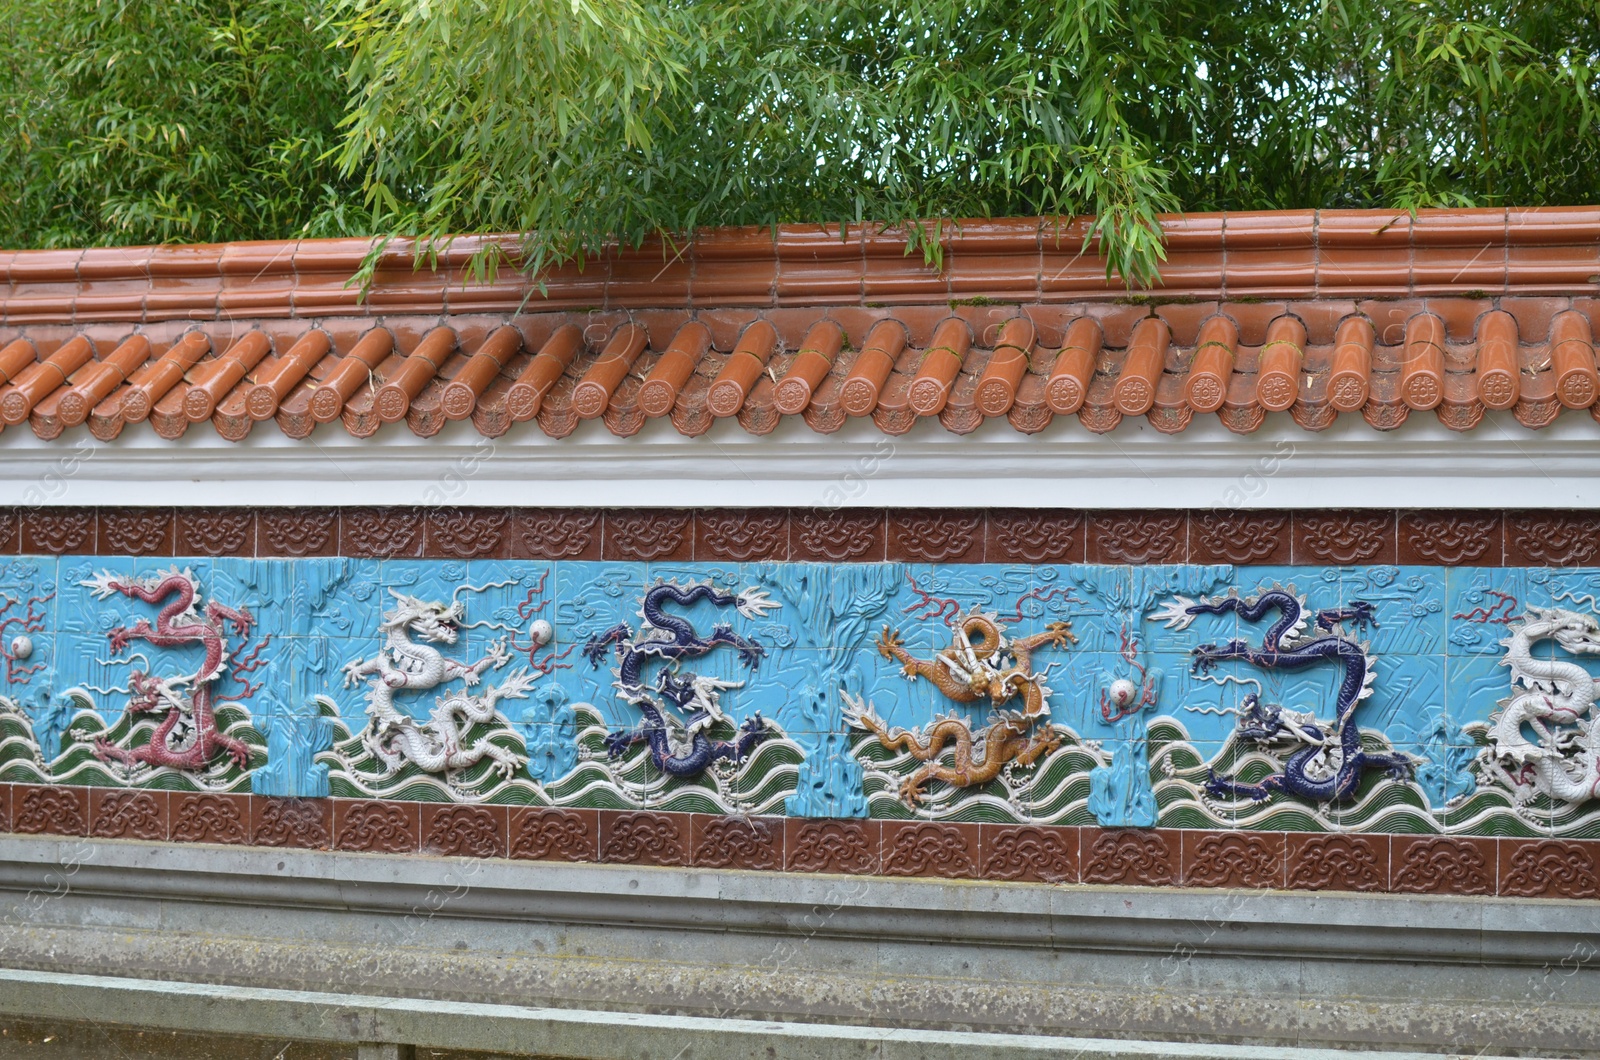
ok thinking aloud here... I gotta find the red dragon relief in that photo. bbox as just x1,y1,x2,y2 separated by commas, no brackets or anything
82,567,254,773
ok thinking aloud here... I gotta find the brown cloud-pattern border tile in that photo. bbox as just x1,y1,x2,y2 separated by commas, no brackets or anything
0,506,1558,565
4,786,1596,900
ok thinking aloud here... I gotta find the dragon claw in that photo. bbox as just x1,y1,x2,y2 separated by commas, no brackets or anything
341,660,365,688
1151,595,1200,631
604,729,634,758
1046,620,1078,646
1383,756,1415,782
486,745,524,779
735,587,778,619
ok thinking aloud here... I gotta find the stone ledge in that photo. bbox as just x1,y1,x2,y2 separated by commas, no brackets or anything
0,969,1551,1060
3,835,1599,1055
0,833,1592,967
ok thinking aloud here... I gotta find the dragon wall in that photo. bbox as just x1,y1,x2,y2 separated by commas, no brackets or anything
2,506,1598,899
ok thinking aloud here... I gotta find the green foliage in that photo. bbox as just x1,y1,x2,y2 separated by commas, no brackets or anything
333,0,1600,284
2,1,1599,285
0,0,365,247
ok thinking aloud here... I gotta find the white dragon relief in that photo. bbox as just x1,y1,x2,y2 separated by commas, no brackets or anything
339,589,535,784
1484,606,1600,805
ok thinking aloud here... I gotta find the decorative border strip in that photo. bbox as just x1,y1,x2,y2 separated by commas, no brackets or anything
0,507,1596,566
3,784,1593,899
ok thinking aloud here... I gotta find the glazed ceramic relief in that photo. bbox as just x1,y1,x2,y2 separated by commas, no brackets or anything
7,555,1600,840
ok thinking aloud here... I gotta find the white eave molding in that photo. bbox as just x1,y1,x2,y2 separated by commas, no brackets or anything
0,411,1593,509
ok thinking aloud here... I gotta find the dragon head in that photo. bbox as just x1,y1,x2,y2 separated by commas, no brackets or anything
1526,606,1600,654
383,590,464,644
1555,611,1600,654
980,666,1035,706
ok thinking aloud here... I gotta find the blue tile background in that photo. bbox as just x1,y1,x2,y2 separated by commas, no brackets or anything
6,554,1600,831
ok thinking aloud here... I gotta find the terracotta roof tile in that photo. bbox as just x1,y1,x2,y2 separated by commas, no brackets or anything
248,329,329,420
375,326,453,423
974,317,1032,416
706,320,776,418
1256,316,1306,413
1400,313,1446,410
0,209,1598,442
573,324,646,420
1552,310,1599,408
773,321,843,415
638,322,709,417
310,327,390,423
59,334,150,426
909,317,969,416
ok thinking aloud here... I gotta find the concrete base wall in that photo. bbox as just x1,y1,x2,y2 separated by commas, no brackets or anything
0,1017,359,1060
0,834,1596,1058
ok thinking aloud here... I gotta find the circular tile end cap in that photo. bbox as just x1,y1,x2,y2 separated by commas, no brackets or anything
1256,370,1297,412
637,379,676,418
975,378,1016,417
1185,374,1225,414
244,384,280,421
1112,377,1154,416
571,381,610,419
772,377,813,416
706,379,746,418
1045,375,1085,414
56,390,89,426
308,386,344,423
439,381,477,421
374,384,410,423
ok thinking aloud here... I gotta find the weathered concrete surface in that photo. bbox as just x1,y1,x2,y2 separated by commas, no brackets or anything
0,970,1550,1060
0,834,1597,1057
0,1016,353,1060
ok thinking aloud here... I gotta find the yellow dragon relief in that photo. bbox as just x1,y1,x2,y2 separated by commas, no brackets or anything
845,608,1077,805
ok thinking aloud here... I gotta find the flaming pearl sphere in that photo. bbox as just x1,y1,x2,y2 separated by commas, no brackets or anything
9,635,32,661
1108,678,1138,708
529,619,554,647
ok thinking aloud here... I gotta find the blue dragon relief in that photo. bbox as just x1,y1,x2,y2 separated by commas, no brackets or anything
1153,585,1414,803
583,579,779,777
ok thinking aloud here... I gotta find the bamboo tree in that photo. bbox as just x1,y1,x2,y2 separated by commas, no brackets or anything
2,0,1597,285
